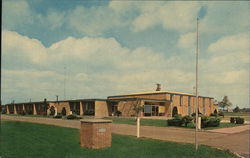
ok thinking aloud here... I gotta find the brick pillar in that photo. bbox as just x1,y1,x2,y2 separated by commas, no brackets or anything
23,104,26,113
140,100,144,117
80,119,112,149
33,104,37,115
6,105,10,114
80,101,83,115
14,104,17,114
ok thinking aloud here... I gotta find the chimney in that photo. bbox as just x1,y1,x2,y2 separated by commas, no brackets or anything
156,83,161,91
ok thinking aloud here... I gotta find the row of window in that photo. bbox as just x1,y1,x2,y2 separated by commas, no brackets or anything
170,95,213,107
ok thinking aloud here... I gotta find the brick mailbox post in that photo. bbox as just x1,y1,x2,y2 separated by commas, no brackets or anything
80,119,112,149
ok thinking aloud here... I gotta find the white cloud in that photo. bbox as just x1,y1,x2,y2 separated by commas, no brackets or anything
2,30,47,65
132,2,200,32
205,70,248,84
2,30,195,103
177,32,196,50
2,30,249,107
67,5,127,35
202,33,249,73
208,33,249,55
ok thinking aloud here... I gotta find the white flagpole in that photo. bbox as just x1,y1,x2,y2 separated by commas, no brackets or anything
195,17,199,151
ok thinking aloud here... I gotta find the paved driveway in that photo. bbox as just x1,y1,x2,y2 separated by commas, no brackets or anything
2,115,249,158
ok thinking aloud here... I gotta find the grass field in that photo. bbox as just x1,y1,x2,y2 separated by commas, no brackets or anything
105,117,243,130
223,112,250,121
0,121,237,158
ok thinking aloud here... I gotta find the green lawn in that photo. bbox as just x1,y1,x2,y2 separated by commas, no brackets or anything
0,121,237,158
105,117,244,130
223,112,250,121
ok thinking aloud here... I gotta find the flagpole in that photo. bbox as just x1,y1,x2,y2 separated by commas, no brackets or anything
195,17,199,151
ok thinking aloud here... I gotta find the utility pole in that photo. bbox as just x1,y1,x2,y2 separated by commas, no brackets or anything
195,17,199,151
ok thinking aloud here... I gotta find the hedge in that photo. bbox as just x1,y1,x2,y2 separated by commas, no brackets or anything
235,117,244,124
230,117,244,124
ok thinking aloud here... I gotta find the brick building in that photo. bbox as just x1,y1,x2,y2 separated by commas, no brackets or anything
108,91,218,117
4,90,218,118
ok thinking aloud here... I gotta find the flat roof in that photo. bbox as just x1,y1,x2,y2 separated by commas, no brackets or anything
108,90,214,99
5,98,107,105
107,97,170,103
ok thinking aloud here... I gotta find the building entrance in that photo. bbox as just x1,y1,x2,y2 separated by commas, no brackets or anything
144,103,165,116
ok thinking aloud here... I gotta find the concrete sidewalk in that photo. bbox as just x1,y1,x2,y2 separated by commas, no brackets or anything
207,125,249,134
2,115,249,158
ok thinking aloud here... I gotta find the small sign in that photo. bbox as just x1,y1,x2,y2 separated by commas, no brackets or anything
98,128,106,133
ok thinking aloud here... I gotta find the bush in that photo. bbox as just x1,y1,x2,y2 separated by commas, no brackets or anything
115,111,122,117
210,113,218,117
84,109,95,116
233,106,240,113
174,114,182,119
235,117,244,124
206,117,221,127
167,119,183,126
53,115,62,119
200,116,221,128
230,117,235,123
27,111,33,115
21,110,26,116
182,115,193,127
50,106,55,116
200,116,209,128
66,114,79,120
61,107,66,116
191,112,202,117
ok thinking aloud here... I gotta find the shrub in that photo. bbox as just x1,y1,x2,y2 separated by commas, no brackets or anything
28,111,33,115
182,115,193,127
53,115,62,119
235,117,244,124
233,106,240,113
167,119,183,126
230,117,235,123
84,109,95,116
191,112,202,117
21,110,26,115
115,111,122,117
210,113,218,117
61,107,66,116
174,114,182,119
206,117,221,127
50,106,55,116
200,116,221,128
66,114,79,120
200,116,209,128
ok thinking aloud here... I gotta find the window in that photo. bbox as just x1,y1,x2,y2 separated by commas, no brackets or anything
187,97,191,115
180,96,183,106
203,98,206,114
170,94,173,101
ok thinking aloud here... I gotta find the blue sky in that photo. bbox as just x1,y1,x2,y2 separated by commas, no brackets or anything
2,0,249,108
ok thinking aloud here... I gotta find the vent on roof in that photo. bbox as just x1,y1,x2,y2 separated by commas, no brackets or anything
156,83,161,91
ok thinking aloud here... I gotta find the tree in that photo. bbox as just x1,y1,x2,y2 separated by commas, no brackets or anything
218,96,232,111
132,99,143,119
233,106,240,113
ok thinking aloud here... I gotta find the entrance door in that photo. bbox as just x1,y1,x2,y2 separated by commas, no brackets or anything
144,104,159,116
151,105,159,116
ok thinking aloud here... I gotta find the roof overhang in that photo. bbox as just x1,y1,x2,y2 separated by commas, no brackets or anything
107,97,170,103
